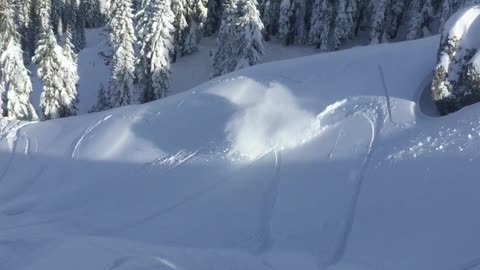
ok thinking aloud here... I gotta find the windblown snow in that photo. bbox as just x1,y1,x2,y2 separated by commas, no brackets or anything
211,80,319,159
2,34,480,270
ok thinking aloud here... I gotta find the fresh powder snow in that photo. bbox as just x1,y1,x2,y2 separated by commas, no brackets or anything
2,31,480,270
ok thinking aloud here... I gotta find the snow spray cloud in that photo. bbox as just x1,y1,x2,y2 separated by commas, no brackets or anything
224,81,318,160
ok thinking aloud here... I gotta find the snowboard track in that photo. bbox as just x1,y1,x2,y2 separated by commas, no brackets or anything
257,149,282,254
105,151,275,234
71,115,112,159
320,97,388,269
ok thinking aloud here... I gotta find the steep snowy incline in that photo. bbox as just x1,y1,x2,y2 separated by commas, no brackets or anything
2,35,480,270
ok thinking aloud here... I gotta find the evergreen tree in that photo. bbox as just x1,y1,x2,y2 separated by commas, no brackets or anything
345,0,359,39
107,0,137,107
212,0,265,77
369,0,390,44
83,0,104,28
182,0,208,55
0,0,38,120
132,0,142,12
440,0,462,27
205,0,223,36
278,0,295,45
89,83,108,112
387,0,405,39
15,0,31,32
74,0,87,50
406,0,435,40
26,0,42,60
33,0,66,120
59,27,79,116
137,0,174,102
293,0,308,44
56,17,64,39
170,0,188,62
309,0,332,51
405,0,423,40
15,0,32,63
333,0,350,49
261,0,281,39
420,0,435,34
34,0,79,119
51,0,65,35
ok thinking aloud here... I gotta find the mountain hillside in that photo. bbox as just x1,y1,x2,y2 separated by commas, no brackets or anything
2,35,480,270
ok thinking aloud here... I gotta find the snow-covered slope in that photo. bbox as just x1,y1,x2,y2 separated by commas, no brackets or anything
2,35,480,270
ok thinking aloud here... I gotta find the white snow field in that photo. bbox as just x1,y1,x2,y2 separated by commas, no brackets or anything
2,35,480,270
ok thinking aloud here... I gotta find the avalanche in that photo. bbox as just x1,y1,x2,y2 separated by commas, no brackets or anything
1,33,480,270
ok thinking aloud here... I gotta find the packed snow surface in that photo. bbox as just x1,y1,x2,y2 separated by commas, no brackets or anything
2,35,480,270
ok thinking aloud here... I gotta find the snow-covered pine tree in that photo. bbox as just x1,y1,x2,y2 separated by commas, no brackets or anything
131,0,140,12
56,17,64,39
212,0,237,77
293,0,308,44
405,0,423,40
83,0,104,28
74,0,87,50
387,0,405,39
138,0,174,102
420,0,435,34
205,0,223,36
33,0,68,120
15,0,31,31
89,83,108,112
0,0,38,120
309,0,332,51
235,0,265,68
14,0,32,62
212,0,265,77
345,0,359,39
51,0,65,35
26,0,42,60
369,0,390,44
278,0,295,45
0,73,4,117
107,0,137,107
135,0,151,81
170,0,188,62
333,0,350,50
261,0,281,39
59,27,79,116
406,0,436,40
440,0,462,27
182,0,208,55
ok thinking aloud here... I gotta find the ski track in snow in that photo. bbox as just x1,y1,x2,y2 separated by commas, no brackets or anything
71,115,112,159
320,98,388,269
144,150,199,174
0,121,34,182
328,128,343,160
378,65,396,126
0,216,58,232
457,257,480,270
108,151,274,234
257,149,282,255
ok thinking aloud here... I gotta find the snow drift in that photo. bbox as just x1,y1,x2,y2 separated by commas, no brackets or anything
2,33,480,270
